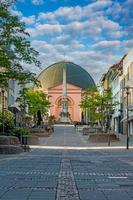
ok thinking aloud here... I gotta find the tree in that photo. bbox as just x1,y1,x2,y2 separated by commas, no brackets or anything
80,88,117,132
17,88,50,126
0,1,41,87
48,115,56,125
0,110,14,134
80,87,98,126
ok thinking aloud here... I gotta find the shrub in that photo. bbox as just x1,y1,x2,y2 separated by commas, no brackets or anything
48,115,56,125
12,127,30,138
0,111,15,134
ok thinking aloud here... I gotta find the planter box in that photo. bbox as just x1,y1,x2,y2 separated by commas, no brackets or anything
0,145,23,154
89,133,119,143
0,136,23,154
0,136,20,145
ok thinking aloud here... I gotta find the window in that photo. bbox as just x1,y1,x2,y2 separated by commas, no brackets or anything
130,62,133,77
127,66,129,81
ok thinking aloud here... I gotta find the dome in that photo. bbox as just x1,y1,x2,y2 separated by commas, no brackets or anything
38,61,95,89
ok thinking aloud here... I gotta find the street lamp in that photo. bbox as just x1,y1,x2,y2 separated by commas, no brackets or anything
125,86,133,149
85,107,88,125
1,89,5,134
125,86,133,150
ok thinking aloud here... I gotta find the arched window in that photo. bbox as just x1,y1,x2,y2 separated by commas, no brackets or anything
56,96,74,107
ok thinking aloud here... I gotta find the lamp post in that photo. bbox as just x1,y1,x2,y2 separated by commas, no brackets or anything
1,89,5,134
126,86,130,150
85,107,88,125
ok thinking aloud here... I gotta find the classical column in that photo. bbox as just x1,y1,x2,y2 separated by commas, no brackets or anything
62,65,68,114
59,65,71,123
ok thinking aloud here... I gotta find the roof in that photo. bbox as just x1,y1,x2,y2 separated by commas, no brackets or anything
111,54,126,70
38,61,95,89
99,73,106,83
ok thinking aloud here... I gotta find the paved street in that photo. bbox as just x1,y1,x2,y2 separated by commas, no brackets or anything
38,125,89,147
1,126,133,199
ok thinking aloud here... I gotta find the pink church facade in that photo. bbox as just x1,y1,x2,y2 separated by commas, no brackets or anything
37,61,95,122
48,83,83,122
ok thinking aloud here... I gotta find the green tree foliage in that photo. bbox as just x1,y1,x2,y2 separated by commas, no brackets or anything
0,0,41,87
0,110,30,137
12,127,30,140
80,87,98,125
80,88,117,130
17,88,50,118
0,110,14,133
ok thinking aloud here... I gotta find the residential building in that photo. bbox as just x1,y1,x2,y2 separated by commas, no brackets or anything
122,48,133,135
99,66,114,131
99,48,133,135
99,74,108,95
110,56,125,134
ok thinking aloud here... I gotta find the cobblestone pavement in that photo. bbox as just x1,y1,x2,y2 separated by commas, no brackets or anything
1,126,133,199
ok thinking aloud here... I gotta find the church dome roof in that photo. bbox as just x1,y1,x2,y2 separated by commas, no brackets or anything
38,61,95,89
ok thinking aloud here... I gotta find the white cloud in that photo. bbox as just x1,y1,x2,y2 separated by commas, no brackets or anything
21,15,36,25
93,40,120,48
53,35,72,44
27,16,122,40
32,0,44,5
27,23,62,36
93,40,133,55
29,39,124,83
38,0,112,22
35,3,123,40
16,0,132,83
10,8,23,17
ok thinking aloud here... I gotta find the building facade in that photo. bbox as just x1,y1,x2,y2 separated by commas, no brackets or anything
99,48,133,135
110,57,124,134
48,83,82,122
37,61,95,122
122,49,133,135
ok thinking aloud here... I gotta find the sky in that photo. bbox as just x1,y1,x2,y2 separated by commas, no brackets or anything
12,0,133,83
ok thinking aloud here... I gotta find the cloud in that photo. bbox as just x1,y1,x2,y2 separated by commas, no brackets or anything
93,40,133,55
31,40,84,54
93,40,120,49
32,0,44,5
34,2,123,41
10,8,23,17
21,15,36,25
30,39,122,83
53,35,72,44
27,23,62,36
38,1,112,22
27,16,122,41
16,0,132,83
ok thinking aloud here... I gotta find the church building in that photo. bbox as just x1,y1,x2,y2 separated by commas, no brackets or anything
37,61,95,122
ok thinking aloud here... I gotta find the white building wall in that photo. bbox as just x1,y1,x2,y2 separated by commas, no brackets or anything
111,72,122,133
123,48,133,135
8,79,21,108
8,79,15,107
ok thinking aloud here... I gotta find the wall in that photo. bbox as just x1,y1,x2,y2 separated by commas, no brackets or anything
48,83,82,122
122,48,133,134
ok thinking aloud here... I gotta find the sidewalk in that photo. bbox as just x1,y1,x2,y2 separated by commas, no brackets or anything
33,125,133,150
77,129,133,148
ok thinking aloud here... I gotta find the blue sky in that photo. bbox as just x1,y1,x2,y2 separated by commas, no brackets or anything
12,0,133,83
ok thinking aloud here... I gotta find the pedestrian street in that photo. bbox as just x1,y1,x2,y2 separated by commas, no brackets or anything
1,126,133,200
